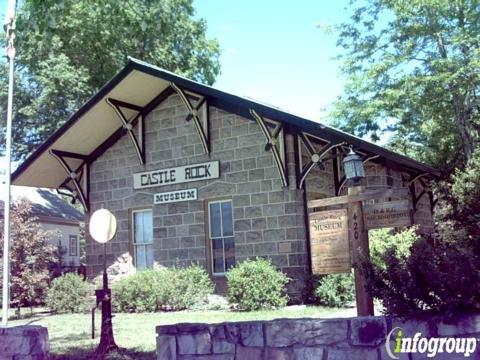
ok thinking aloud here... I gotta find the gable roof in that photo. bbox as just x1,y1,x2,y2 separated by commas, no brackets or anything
0,186,83,222
12,57,439,189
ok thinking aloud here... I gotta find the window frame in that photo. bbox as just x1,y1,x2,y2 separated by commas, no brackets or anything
131,208,154,270
206,199,234,276
69,235,78,256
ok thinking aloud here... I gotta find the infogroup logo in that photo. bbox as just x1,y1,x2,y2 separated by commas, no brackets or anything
385,327,478,359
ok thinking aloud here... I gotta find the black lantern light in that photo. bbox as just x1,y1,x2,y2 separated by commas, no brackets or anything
343,147,365,183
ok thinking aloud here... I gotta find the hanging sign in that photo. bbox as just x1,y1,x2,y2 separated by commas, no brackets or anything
309,208,350,275
363,200,412,230
154,188,197,204
133,161,219,189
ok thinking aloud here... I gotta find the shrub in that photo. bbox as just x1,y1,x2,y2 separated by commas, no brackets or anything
314,273,355,307
168,265,215,310
112,265,214,312
226,258,289,311
369,227,418,270
112,269,161,313
362,235,480,317
46,273,92,313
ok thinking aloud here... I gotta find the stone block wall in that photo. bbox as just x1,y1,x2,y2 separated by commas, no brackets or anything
156,314,480,359
87,93,308,298
0,325,50,359
86,90,436,299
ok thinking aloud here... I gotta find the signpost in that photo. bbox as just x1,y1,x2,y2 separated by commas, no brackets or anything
348,186,374,316
307,186,411,316
309,209,350,274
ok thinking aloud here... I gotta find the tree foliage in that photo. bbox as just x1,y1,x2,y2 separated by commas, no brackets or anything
362,151,480,316
0,200,59,308
332,0,480,172
2,0,220,159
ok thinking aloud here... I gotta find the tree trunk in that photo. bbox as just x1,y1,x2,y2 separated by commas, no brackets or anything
452,94,475,162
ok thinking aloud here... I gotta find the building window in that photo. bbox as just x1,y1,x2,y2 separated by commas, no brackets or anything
132,209,154,270
208,200,235,275
69,235,78,256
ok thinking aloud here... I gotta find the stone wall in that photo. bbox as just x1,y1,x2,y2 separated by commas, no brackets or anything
0,325,50,359
156,314,480,359
87,93,308,298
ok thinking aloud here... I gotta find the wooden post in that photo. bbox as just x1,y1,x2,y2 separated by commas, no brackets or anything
348,186,374,316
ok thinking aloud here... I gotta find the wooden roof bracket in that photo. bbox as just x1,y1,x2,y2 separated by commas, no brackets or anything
297,131,345,189
50,149,89,212
106,97,145,164
409,173,430,211
250,109,288,187
171,83,210,155
56,188,77,205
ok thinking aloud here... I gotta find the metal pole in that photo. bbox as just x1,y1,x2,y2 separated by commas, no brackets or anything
95,242,118,355
1,29,14,329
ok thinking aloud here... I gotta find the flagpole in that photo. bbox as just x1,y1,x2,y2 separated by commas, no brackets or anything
1,0,16,328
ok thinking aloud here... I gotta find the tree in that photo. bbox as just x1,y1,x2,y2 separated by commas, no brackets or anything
0,199,59,309
331,0,480,173
1,0,220,160
360,151,480,316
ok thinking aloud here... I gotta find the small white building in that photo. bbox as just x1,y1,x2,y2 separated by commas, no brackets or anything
1,186,84,268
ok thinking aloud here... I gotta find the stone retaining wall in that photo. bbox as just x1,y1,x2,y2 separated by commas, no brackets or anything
0,325,50,359
156,314,480,359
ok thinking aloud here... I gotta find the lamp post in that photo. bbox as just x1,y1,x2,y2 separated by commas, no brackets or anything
343,147,374,316
89,208,118,356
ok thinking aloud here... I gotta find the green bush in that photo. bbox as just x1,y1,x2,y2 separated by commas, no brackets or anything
314,273,355,307
167,265,216,310
363,235,480,317
46,273,92,313
369,227,418,270
112,265,214,312
112,269,161,313
226,258,289,311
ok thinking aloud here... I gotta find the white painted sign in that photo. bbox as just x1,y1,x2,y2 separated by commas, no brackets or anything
154,188,198,204
133,161,219,189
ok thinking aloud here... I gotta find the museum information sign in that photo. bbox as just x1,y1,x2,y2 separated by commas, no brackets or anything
363,200,412,230
154,189,197,204
133,161,219,189
309,208,350,274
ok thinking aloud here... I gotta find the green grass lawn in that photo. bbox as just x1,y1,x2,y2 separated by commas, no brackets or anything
9,306,355,359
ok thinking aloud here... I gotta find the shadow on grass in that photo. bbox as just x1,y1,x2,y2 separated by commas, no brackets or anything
50,347,155,360
46,331,155,360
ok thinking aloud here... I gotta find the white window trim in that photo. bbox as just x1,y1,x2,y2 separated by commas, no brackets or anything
208,199,234,276
132,208,154,270
69,235,78,256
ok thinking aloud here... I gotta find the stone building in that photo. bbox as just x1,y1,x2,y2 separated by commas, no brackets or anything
12,58,438,300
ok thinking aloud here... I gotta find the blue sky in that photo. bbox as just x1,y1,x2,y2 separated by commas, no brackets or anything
194,0,351,121
0,0,351,122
